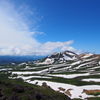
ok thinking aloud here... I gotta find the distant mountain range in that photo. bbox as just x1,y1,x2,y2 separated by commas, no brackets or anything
0,55,45,64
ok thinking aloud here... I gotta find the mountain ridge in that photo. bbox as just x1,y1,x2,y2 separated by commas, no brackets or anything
36,50,100,65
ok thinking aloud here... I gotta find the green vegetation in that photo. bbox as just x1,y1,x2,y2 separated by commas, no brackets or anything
94,68,100,71
88,92,100,96
86,97,100,100
81,74,100,79
72,98,82,100
0,56,100,100
0,72,71,100
72,97,100,100
30,76,98,86
52,71,86,75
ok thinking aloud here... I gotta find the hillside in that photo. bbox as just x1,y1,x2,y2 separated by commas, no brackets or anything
0,73,71,100
0,50,100,100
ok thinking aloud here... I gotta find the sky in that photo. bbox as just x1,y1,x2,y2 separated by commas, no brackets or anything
0,0,100,56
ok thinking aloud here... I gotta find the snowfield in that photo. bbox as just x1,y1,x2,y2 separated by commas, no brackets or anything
27,80,100,99
9,69,100,99
5,51,100,99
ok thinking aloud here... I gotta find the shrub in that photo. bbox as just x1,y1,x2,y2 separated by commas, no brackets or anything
13,85,25,93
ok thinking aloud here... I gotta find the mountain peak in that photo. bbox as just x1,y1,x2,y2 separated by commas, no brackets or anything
38,50,79,64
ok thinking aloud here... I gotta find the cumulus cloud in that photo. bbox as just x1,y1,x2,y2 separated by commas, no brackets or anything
33,40,75,55
0,0,78,56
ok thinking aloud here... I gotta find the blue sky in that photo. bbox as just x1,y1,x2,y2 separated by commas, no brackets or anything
0,0,100,55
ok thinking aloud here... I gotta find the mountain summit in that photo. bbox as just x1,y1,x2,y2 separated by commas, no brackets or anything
47,51,79,63
37,51,79,64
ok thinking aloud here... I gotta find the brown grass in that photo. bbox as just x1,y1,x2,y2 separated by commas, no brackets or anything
82,89,100,95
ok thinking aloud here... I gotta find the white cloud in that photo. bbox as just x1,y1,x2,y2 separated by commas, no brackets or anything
0,0,78,56
40,41,74,53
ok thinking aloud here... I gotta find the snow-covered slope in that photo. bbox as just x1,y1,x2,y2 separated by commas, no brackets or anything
6,51,100,99
38,51,79,64
36,51,100,66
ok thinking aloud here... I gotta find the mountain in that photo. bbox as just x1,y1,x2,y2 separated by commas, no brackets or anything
1,50,100,99
38,51,79,64
36,51,100,67
36,51,79,64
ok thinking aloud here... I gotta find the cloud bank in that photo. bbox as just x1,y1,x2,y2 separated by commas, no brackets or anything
0,0,78,56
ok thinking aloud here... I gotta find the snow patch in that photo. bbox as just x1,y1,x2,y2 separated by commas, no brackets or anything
82,53,94,58
27,80,100,99
82,78,100,82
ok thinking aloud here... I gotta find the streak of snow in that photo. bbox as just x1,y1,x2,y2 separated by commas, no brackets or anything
12,71,42,75
48,73,90,79
75,61,96,69
89,66,100,69
99,61,100,65
9,75,52,80
65,52,75,56
63,54,72,60
82,53,94,58
71,61,81,66
82,78,100,82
